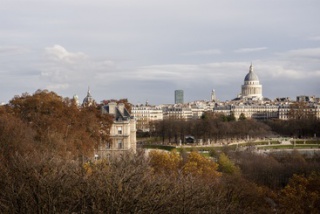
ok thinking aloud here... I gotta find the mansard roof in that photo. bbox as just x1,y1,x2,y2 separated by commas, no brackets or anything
102,104,132,121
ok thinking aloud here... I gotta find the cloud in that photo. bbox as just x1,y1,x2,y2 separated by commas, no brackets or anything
0,46,29,56
234,47,268,53
1,1,320,104
46,83,70,91
40,45,117,91
132,62,249,89
307,36,320,41
45,45,88,64
279,47,320,59
181,49,222,56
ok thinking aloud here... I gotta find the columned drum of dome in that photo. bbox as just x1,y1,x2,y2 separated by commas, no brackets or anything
241,64,263,100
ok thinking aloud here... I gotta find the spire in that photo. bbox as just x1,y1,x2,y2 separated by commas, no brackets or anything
82,86,95,107
249,63,253,73
87,86,91,97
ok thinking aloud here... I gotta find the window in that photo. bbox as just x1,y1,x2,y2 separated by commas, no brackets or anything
106,142,111,149
117,126,122,135
118,139,123,149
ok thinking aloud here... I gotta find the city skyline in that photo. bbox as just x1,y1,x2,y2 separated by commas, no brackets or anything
1,1,319,105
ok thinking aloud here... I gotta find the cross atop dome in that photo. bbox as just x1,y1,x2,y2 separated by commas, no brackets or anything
82,86,96,107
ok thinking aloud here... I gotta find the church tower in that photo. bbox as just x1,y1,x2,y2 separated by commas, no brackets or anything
241,64,263,100
82,87,96,107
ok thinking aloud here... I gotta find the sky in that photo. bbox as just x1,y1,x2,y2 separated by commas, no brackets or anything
1,0,319,105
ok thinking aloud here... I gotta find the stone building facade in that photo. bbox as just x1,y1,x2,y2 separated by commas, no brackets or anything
97,102,136,160
131,105,163,132
241,64,263,101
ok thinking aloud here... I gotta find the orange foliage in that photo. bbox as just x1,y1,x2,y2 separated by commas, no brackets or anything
2,90,113,160
183,152,221,179
279,172,320,213
149,150,221,179
149,150,181,175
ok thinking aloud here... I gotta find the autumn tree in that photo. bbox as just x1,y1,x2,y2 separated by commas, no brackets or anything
0,108,35,162
279,172,320,213
6,90,113,160
183,151,221,179
218,153,240,174
149,150,181,175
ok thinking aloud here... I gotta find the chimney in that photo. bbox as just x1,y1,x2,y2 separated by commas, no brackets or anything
108,102,117,115
118,103,125,115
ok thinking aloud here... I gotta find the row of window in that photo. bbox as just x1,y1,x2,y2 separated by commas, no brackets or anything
106,140,124,149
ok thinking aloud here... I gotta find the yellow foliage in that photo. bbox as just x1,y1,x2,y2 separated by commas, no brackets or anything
149,150,221,179
83,162,93,176
149,150,181,174
183,152,221,178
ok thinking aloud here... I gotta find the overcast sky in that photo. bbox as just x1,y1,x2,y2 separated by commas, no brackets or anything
1,0,319,105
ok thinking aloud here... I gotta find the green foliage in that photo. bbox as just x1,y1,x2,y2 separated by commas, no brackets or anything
239,113,246,121
142,144,176,151
218,153,239,174
208,148,217,158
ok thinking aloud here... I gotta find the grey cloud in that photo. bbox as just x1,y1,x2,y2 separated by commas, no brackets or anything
307,36,320,41
234,47,268,54
0,46,29,55
39,45,118,92
280,48,320,59
1,0,320,104
181,49,222,56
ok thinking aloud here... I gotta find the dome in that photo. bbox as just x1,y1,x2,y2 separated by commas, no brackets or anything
244,72,259,81
82,87,95,107
244,64,259,81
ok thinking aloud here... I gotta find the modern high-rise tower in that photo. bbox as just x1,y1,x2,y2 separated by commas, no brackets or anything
174,90,184,104
211,89,216,102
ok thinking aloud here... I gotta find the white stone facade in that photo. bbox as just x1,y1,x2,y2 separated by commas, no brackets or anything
97,102,136,159
241,64,263,100
131,105,163,132
214,102,320,120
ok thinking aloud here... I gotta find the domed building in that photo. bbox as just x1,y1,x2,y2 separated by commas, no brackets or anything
82,87,96,107
241,64,263,100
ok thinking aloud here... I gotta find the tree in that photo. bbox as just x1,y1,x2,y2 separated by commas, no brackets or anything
6,90,113,160
183,152,220,179
239,113,246,121
149,150,181,175
288,101,316,120
0,109,35,162
218,153,240,174
279,173,320,213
